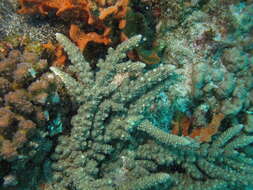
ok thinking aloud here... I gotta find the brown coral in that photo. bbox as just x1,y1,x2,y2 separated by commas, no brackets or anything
0,42,56,160
0,107,36,159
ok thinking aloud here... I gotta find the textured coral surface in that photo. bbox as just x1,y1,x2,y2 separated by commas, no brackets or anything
0,45,51,159
0,0,253,190
46,32,253,190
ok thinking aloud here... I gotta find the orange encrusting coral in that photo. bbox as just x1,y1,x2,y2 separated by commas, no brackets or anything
172,113,225,143
98,0,129,20
54,46,67,67
189,113,225,142
171,116,191,136
119,19,127,29
18,0,130,52
69,24,111,51
43,41,67,67
18,0,90,17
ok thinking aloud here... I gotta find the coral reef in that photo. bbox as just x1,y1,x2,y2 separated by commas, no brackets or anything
156,0,253,140
0,0,252,190
0,46,53,189
0,36,72,190
47,33,181,190
45,30,253,190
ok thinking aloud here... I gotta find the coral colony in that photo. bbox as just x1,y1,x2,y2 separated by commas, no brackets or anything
0,0,253,190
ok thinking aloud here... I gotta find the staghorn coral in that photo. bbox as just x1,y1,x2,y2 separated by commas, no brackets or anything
47,33,182,190
45,30,253,190
150,1,253,188
137,121,253,189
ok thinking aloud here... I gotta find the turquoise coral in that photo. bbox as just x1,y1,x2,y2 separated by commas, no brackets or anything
48,33,181,189
1,0,253,189
46,32,253,190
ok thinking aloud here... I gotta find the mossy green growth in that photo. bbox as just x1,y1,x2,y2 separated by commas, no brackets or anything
4,34,30,48
3,34,45,56
123,8,153,48
123,7,164,64
25,41,44,55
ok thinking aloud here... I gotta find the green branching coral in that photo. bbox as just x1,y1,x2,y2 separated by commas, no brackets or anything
47,33,253,190
47,33,184,190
